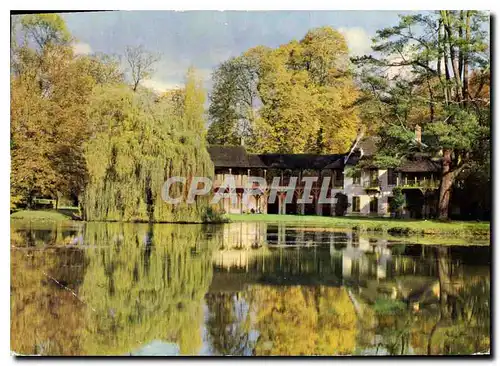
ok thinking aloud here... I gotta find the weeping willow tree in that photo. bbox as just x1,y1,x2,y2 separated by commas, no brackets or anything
83,68,215,222
78,222,219,355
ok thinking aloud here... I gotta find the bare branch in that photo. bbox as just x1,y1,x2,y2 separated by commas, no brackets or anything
125,45,161,92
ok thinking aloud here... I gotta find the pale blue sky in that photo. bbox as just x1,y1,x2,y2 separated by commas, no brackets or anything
60,10,412,91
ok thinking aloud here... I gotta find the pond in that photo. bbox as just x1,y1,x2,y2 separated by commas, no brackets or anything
10,221,490,356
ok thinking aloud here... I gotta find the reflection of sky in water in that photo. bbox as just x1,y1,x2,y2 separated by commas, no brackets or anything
130,341,180,356
130,295,260,356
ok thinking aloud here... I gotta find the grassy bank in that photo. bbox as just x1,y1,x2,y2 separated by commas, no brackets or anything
226,214,490,238
11,209,77,222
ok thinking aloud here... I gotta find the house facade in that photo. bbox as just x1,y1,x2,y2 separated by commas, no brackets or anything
207,131,441,218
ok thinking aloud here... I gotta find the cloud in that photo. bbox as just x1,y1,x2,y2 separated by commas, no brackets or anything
63,11,414,92
73,42,93,55
141,78,181,93
384,44,417,80
338,27,373,56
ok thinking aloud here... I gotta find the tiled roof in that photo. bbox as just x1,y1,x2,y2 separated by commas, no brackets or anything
208,146,253,168
208,145,345,170
208,145,267,168
247,154,268,168
323,158,345,169
257,153,345,170
395,158,441,173
208,143,440,172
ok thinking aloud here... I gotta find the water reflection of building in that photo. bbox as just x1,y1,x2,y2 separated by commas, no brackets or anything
209,222,492,308
210,222,459,289
341,233,392,281
212,223,400,288
212,222,269,270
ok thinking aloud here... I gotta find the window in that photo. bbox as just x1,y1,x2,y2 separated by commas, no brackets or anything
333,170,344,188
388,168,398,186
353,171,361,185
369,197,378,214
369,169,379,187
352,196,360,213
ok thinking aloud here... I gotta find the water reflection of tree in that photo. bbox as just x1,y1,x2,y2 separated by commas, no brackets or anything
205,292,253,356
11,222,221,356
11,248,87,355
79,223,219,355
11,221,82,248
424,247,490,355
355,246,490,355
12,222,490,356
248,285,357,356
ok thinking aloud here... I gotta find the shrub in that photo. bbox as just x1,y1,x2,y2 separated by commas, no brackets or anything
334,193,349,216
389,187,406,218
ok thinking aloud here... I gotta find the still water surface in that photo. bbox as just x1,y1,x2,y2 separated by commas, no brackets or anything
10,221,490,356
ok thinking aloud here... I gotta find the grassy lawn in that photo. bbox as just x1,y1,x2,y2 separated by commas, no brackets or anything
226,213,490,237
11,209,78,222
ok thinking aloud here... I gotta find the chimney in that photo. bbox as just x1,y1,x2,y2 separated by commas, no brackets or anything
415,125,422,143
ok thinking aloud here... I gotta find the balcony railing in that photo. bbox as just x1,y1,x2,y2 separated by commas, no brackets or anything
363,179,381,190
213,174,249,188
397,177,439,189
213,174,440,192
213,174,268,189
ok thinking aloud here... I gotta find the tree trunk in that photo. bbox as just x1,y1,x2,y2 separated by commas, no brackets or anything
27,190,35,209
458,11,464,84
442,11,463,100
462,11,471,105
438,149,453,220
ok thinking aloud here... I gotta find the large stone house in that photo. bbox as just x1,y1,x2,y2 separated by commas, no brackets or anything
207,130,441,218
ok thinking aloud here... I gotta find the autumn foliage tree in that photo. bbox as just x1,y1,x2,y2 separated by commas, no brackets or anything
208,27,360,154
11,14,103,207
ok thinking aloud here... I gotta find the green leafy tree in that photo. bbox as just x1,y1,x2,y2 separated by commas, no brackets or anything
19,13,71,51
354,11,490,219
207,56,259,146
81,52,124,85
